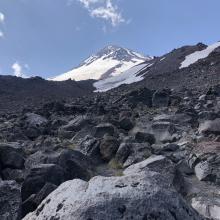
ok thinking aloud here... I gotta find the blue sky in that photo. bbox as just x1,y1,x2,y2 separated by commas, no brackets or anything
0,0,220,78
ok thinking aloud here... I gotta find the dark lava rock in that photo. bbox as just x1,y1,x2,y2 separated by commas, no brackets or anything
0,143,24,169
134,131,156,145
100,136,120,161
93,123,116,138
22,182,57,217
0,180,22,220
152,89,171,108
118,117,134,131
55,149,95,181
21,164,65,201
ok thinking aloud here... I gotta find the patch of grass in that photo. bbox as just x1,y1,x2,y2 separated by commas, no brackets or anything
109,158,123,170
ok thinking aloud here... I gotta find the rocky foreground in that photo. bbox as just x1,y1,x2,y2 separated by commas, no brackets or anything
1,84,220,219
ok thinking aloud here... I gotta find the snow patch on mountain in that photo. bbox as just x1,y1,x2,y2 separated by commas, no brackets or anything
180,41,220,69
51,46,151,81
94,62,153,92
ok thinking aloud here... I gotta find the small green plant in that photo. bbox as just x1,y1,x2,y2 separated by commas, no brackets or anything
109,158,123,170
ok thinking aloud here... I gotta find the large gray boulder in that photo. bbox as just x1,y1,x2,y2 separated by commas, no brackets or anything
191,195,220,220
23,113,48,139
0,180,22,220
199,118,220,135
23,170,202,220
0,143,24,169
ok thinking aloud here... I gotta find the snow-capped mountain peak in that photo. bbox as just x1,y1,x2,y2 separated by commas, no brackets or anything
52,46,152,81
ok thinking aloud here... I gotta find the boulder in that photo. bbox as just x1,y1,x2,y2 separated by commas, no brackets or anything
194,155,220,184
124,155,185,194
188,142,220,185
76,135,101,160
22,182,57,217
152,89,171,108
59,116,90,132
0,181,22,220
134,131,155,145
2,168,25,183
24,113,48,128
192,196,220,220
23,113,48,139
125,87,153,107
118,117,134,131
151,121,177,143
0,143,24,169
100,136,120,161
21,164,66,201
93,123,116,138
23,170,202,220
199,118,220,135
55,149,95,181
114,142,152,168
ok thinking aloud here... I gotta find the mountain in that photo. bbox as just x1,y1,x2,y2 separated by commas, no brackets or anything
52,45,152,81
2,41,220,220
95,41,220,92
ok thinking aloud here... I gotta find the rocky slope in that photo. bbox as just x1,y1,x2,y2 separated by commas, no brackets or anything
0,75,95,113
0,41,220,220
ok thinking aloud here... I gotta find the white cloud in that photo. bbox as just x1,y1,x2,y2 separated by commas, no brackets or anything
12,62,28,78
0,31,4,38
0,12,5,23
78,0,125,26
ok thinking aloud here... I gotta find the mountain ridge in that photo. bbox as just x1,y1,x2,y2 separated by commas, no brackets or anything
51,45,151,81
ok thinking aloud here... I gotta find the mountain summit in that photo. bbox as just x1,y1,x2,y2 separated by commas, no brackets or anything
52,46,151,81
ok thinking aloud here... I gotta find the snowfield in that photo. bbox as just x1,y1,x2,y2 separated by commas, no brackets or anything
180,41,220,69
51,46,150,81
94,63,153,92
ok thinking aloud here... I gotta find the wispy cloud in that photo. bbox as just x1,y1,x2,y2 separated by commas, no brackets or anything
0,31,4,38
0,12,5,39
12,62,28,78
0,12,5,23
78,0,126,27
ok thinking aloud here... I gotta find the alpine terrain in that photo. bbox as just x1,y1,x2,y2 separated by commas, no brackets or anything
52,45,151,81
1,41,220,220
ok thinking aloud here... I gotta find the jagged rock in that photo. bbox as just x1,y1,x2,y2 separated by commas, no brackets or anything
152,143,180,155
59,116,90,132
152,89,171,107
55,149,95,181
21,164,66,201
0,143,24,169
114,142,152,168
24,113,48,128
134,131,155,144
125,87,153,107
0,180,22,220
118,117,134,131
76,135,101,160
191,196,220,220
199,118,220,135
93,123,116,138
100,136,120,161
24,150,59,170
23,113,48,139
154,113,193,125
176,160,194,175
188,142,220,185
22,182,57,217
194,155,220,184
2,168,25,183
150,121,178,143
124,155,185,194
23,170,202,220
